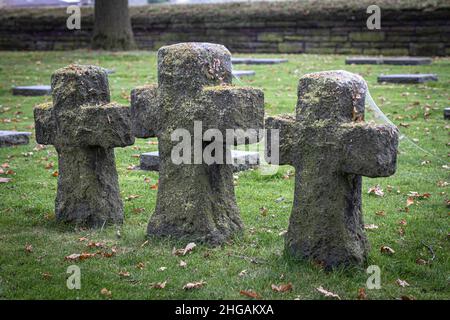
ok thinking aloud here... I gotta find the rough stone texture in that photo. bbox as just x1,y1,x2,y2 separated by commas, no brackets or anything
140,149,259,172
2,2,448,56
265,70,399,269
0,130,31,147
232,70,256,78
445,108,450,120
346,57,432,65
232,58,288,65
130,42,264,245
12,85,51,96
33,64,134,227
378,74,438,83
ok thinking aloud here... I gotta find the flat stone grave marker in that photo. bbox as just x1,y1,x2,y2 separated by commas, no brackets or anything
346,57,432,65
232,70,255,78
12,85,51,96
265,70,399,269
34,64,134,227
140,149,259,172
444,108,450,120
232,58,288,65
378,74,438,84
0,130,31,147
130,42,264,245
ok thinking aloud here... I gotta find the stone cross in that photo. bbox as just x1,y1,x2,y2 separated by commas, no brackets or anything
131,43,264,245
266,70,399,269
34,64,134,227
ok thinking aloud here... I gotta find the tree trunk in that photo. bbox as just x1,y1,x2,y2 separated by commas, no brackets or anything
92,0,136,51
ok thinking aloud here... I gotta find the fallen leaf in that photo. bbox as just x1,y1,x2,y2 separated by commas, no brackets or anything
183,281,206,290
179,260,187,268
183,242,196,255
1,163,10,168
406,197,415,207
65,252,96,261
87,241,105,248
380,246,395,255
0,177,11,183
375,211,386,216
136,262,145,269
125,194,141,201
239,290,260,299
415,258,428,265
152,281,167,289
45,162,54,169
357,287,367,300
118,271,130,278
399,219,407,226
25,243,33,253
396,279,410,287
238,270,247,277
42,272,52,280
52,171,58,177
271,283,293,293
133,207,145,214
100,288,112,297
158,267,167,272
400,295,415,300
150,183,158,190
78,237,88,242
316,286,341,300
368,185,384,197
364,224,379,230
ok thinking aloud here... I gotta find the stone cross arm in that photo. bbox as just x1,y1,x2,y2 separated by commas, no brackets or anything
264,114,296,165
340,122,399,178
130,84,159,139
197,85,264,143
34,102,134,148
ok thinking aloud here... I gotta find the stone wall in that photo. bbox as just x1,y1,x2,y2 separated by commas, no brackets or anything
1,1,449,55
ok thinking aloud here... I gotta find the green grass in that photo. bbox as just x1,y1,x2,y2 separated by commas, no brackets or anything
0,51,448,300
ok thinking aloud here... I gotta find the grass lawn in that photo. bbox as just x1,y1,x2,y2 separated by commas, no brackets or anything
0,50,448,300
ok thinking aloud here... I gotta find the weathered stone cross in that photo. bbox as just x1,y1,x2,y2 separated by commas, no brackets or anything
131,43,264,245
34,64,134,227
266,70,399,268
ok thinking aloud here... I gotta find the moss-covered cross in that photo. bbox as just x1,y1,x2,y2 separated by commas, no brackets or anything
131,43,264,245
266,70,399,269
34,64,134,227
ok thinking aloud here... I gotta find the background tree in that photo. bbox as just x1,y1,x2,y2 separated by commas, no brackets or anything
91,0,136,50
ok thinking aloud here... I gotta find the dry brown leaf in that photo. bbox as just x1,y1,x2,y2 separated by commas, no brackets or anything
183,280,206,290
364,224,379,230
52,171,58,177
179,260,187,268
65,252,96,261
415,258,428,265
238,270,247,277
357,287,367,300
368,185,384,197
152,281,167,289
125,194,141,201
406,197,415,207
118,271,130,278
136,262,145,269
316,286,341,300
183,242,196,255
239,290,260,299
271,283,293,293
100,288,112,297
25,243,33,253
